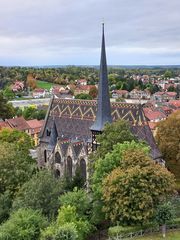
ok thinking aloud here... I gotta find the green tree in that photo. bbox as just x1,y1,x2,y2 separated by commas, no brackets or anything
0,92,15,120
75,93,92,100
90,119,137,162
13,170,64,219
0,208,47,240
164,70,172,79
89,86,98,99
91,142,149,224
57,206,92,240
156,111,180,185
0,128,33,154
102,149,175,225
0,142,34,195
22,106,37,120
155,201,175,238
59,188,91,219
3,87,15,100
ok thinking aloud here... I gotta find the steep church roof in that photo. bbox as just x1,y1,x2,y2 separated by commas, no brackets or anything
40,98,162,160
90,23,112,131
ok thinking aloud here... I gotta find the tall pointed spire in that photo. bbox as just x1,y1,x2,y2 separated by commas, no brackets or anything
90,23,112,132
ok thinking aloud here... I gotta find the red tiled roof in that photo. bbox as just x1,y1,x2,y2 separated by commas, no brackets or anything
77,79,87,82
166,92,177,97
154,92,164,95
0,121,10,129
169,100,180,108
113,90,128,94
27,119,44,129
6,117,29,131
145,111,166,121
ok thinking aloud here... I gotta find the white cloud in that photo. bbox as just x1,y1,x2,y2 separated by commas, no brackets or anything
0,0,180,65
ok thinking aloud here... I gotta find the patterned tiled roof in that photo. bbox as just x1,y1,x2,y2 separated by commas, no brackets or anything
40,98,161,159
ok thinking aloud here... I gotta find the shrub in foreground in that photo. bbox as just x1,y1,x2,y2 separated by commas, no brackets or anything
0,208,47,240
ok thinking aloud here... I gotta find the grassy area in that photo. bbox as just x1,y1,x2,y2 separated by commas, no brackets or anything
135,230,180,240
36,80,53,90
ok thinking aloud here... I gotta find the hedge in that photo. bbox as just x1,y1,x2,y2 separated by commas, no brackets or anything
108,219,180,237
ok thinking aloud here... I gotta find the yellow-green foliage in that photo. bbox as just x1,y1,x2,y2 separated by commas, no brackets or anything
102,149,175,225
156,110,180,183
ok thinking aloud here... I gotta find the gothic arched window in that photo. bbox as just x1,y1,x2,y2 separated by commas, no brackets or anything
55,152,61,164
80,159,86,181
66,156,73,179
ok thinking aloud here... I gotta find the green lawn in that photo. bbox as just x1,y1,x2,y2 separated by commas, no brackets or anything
135,230,180,240
36,80,53,90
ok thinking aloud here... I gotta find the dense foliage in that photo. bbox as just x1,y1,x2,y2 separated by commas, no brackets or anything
89,119,137,165
16,106,47,120
102,149,175,224
59,188,91,220
0,128,33,153
13,170,64,219
91,142,149,224
156,110,180,186
0,209,47,240
40,223,78,240
0,92,15,120
0,142,34,195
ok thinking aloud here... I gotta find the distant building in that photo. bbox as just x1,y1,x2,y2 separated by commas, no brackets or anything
168,100,180,109
33,88,46,98
112,90,129,99
27,119,44,146
74,85,96,95
11,81,24,92
76,79,87,86
144,109,166,122
153,92,177,102
130,89,151,99
5,116,30,133
0,117,44,146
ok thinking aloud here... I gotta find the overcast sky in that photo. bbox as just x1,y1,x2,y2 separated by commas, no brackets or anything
0,0,180,66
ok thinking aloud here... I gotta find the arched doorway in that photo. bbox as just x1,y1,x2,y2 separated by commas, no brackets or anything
55,169,60,178
66,156,73,179
44,150,47,163
55,152,61,164
80,159,86,182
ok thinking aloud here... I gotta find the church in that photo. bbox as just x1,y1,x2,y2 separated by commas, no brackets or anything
37,24,162,182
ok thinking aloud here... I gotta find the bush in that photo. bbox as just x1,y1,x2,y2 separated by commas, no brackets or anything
108,225,143,237
0,208,47,240
40,223,78,240
57,206,92,240
55,223,78,240
59,188,91,219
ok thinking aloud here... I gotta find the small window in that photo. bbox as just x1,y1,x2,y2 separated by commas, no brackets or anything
46,129,51,136
44,150,47,163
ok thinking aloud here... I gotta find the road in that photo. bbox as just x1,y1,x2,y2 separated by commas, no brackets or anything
9,98,51,108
